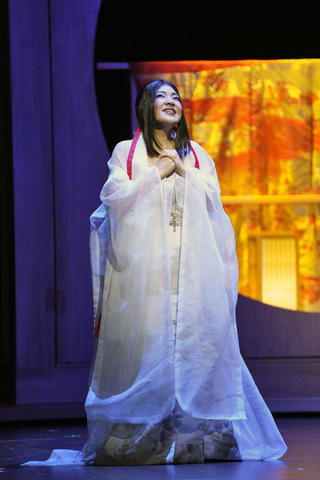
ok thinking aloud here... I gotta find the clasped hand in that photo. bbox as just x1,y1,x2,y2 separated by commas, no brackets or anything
156,149,186,179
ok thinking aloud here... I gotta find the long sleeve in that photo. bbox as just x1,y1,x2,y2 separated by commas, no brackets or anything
100,141,161,215
185,142,239,302
186,142,220,212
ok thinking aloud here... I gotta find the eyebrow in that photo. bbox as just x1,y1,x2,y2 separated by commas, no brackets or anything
157,90,179,96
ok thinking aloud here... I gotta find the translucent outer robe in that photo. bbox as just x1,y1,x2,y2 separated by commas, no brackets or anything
23,134,288,466
87,133,245,425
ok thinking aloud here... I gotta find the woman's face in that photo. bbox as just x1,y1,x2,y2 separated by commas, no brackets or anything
154,85,182,128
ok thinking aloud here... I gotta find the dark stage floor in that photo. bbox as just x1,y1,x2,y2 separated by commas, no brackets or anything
0,415,319,479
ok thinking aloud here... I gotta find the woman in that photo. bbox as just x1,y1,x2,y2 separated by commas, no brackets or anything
24,80,287,467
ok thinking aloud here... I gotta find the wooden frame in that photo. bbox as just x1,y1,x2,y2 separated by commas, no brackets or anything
248,231,301,310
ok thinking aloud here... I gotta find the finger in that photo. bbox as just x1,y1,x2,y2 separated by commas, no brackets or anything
162,149,176,154
159,154,174,162
160,153,176,162
163,150,180,162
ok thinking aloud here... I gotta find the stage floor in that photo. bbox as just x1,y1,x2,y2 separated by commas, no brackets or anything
0,415,319,479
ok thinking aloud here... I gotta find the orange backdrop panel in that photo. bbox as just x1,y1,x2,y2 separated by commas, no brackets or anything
132,60,320,312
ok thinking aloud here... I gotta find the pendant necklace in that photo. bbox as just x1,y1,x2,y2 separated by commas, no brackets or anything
171,138,177,233
172,190,177,233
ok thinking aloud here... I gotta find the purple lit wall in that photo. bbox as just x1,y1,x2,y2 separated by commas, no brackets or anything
8,0,107,415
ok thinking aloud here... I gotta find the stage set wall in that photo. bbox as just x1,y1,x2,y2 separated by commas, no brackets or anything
1,0,108,421
1,0,319,421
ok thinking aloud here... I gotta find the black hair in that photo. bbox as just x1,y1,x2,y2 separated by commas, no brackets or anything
135,79,191,158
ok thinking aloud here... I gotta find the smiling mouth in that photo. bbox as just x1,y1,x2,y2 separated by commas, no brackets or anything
163,109,176,114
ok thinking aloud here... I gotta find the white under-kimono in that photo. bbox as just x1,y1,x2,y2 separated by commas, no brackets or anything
23,133,287,467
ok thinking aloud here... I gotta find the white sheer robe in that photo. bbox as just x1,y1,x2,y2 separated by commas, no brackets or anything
22,134,287,466
83,135,287,460
87,135,244,423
